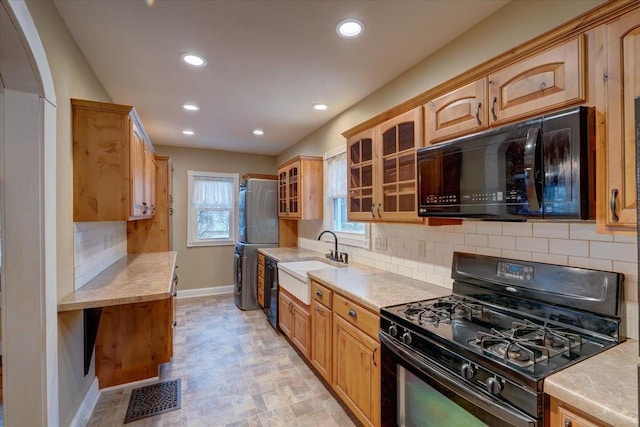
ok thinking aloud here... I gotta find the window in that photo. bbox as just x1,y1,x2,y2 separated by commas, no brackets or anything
187,171,239,246
324,147,369,248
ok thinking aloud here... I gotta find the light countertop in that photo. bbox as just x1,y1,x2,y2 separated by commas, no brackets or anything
544,339,639,427
259,247,451,312
58,251,177,312
258,247,323,263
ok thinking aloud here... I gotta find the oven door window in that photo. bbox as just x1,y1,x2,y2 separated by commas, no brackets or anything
398,365,488,427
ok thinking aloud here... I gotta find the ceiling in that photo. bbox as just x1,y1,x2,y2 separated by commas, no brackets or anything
53,0,509,156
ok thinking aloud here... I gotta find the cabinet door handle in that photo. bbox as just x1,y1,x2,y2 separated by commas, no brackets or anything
491,96,498,121
377,203,381,218
610,188,619,222
475,102,482,125
142,202,148,214
564,419,572,427
373,347,378,367
316,307,324,314
348,309,357,319
370,204,375,218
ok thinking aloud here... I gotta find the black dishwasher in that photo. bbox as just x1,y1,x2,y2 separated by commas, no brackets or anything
263,257,279,331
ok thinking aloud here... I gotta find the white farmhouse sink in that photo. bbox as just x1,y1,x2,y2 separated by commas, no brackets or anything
277,260,337,304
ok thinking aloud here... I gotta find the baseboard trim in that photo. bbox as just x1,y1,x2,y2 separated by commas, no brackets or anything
69,377,100,427
177,285,233,299
99,376,159,393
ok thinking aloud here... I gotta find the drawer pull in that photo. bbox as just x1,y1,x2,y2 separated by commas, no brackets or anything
564,419,571,427
316,290,323,298
610,188,619,222
491,96,498,121
475,102,482,125
348,309,357,319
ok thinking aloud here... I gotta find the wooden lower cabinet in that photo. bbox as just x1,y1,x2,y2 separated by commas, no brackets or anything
278,288,311,359
95,298,172,388
311,299,332,382
549,396,609,427
333,314,381,427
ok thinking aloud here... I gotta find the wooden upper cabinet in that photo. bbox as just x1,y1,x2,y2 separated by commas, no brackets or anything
347,127,376,221
127,156,174,253
425,79,488,144
597,8,640,233
277,156,322,220
144,144,157,215
73,98,156,221
488,36,586,125
347,107,422,223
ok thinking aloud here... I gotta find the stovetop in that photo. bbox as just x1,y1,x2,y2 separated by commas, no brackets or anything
381,294,614,385
380,252,624,389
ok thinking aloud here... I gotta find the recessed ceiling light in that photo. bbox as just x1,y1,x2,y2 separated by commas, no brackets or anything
182,130,195,136
253,129,264,136
336,18,364,38
182,104,200,111
180,53,207,67
313,103,328,111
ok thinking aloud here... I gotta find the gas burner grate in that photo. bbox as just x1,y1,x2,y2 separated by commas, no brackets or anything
402,297,483,325
476,329,550,369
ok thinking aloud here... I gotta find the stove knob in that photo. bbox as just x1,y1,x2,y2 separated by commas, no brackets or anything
486,377,502,395
460,363,475,380
401,332,412,345
388,324,398,337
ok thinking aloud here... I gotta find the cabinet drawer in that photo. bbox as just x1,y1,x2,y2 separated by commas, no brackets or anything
257,287,265,308
311,280,332,309
258,254,265,266
257,263,265,279
334,294,379,340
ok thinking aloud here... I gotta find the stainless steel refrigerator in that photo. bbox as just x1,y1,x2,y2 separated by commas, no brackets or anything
234,179,279,310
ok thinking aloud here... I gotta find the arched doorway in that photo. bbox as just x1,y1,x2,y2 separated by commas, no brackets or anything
0,0,58,425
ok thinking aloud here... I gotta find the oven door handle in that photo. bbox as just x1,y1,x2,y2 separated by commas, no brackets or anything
380,333,537,427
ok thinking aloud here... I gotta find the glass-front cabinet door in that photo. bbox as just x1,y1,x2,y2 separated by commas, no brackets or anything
287,161,300,218
347,128,375,221
278,168,288,216
378,108,422,222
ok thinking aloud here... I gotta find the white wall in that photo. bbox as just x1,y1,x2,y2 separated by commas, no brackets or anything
73,222,127,289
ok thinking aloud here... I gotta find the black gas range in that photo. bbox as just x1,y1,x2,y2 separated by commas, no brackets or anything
379,252,624,427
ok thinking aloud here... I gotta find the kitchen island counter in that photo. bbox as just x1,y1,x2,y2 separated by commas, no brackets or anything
545,339,639,427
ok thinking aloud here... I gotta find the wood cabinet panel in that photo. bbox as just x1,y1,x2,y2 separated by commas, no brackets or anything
278,291,293,337
72,98,156,221
488,37,585,125
333,313,380,427
333,293,379,340
311,281,333,309
95,298,172,388
549,396,610,427
311,299,332,382
278,288,310,359
425,79,488,144
277,156,323,220
127,156,173,253
292,302,311,359
596,8,640,233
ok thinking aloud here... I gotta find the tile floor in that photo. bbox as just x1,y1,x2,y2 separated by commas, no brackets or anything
87,294,360,426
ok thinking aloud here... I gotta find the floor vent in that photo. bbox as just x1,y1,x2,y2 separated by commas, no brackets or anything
124,379,181,423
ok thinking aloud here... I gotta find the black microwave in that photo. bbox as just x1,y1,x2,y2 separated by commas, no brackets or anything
417,106,594,220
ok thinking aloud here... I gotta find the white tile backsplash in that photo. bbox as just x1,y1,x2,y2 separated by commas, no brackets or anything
74,221,127,289
299,220,639,339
